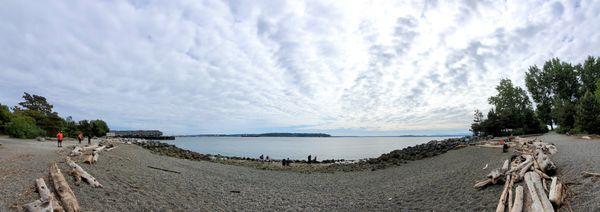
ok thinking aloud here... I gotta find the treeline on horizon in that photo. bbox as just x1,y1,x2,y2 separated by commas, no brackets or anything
472,56,600,136
0,92,110,139
180,133,332,137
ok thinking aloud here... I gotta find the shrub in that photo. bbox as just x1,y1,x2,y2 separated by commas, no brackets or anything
5,115,44,139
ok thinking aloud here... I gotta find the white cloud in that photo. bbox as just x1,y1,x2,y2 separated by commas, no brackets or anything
0,0,598,135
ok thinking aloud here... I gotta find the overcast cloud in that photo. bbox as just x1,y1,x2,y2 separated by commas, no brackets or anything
0,0,599,135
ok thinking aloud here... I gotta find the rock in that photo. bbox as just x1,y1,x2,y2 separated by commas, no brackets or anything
36,137,45,142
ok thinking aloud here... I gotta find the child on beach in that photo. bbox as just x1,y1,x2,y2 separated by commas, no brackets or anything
57,131,64,147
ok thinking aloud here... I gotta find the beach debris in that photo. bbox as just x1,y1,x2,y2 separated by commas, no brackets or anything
23,178,62,212
483,163,488,170
81,144,99,151
510,185,524,212
70,168,82,186
147,165,181,174
581,136,591,140
69,146,82,157
582,171,600,178
66,157,103,188
230,190,241,193
50,163,80,212
549,177,564,207
495,174,511,212
474,137,564,211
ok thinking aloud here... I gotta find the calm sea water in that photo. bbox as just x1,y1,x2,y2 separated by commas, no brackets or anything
164,136,458,160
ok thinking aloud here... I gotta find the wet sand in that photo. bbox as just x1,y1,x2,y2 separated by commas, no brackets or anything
0,133,598,211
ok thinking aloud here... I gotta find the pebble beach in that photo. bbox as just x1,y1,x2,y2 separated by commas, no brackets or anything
0,133,598,211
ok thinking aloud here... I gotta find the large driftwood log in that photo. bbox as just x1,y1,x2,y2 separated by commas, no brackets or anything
69,147,82,157
536,150,556,173
487,169,502,184
94,145,106,152
549,177,563,207
510,155,533,173
50,163,80,212
70,167,82,186
35,178,62,211
524,172,554,212
510,185,524,212
495,175,511,212
81,144,99,151
66,158,102,188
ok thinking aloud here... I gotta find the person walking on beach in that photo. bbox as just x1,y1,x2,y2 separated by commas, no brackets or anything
77,132,83,144
56,131,64,147
87,135,92,145
308,155,312,164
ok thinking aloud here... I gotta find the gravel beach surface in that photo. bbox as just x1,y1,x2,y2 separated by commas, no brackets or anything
1,133,598,211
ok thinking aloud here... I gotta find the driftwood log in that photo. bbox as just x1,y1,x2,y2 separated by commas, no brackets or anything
69,147,82,157
510,185,523,212
81,144,99,151
66,158,102,188
50,163,80,212
524,172,554,212
23,199,52,212
582,171,600,177
549,177,563,207
495,174,511,212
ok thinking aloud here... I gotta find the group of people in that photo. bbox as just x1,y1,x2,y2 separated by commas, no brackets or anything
281,158,292,166
258,154,270,162
55,131,91,147
307,155,317,164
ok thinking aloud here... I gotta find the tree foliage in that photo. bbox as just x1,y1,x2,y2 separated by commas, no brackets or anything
1,93,110,139
473,79,546,136
5,114,44,139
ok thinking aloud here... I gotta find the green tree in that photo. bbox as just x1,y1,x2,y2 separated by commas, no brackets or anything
470,109,484,136
5,115,44,139
578,56,600,93
0,103,12,134
17,92,54,115
479,79,545,136
78,120,92,138
90,119,109,137
575,91,600,134
525,65,554,130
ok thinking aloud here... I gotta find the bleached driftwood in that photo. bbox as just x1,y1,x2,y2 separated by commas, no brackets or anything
509,155,533,173
94,145,106,152
50,163,80,212
82,144,99,151
105,146,117,152
70,146,82,156
507,174,515,212
487,169,502,184
536,150,556,173
549,177,563,207
474,179,493,189
70,167,82,186
66,158,102,188
84,154,94,164
35,178,62,211
524,172,554,212
23,199,52,212
582,171,600,177
92,151,99,163
510,185,524,212
495,174,511,212
501,159,510,173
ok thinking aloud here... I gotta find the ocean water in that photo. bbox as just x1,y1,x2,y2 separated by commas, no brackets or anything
164,136,458,160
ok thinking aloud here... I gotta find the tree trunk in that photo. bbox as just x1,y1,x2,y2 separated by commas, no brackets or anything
49,163,80,212
66,158,102,188
69,147,82,157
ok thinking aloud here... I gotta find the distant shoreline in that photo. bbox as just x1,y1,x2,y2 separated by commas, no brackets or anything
175,133,467,138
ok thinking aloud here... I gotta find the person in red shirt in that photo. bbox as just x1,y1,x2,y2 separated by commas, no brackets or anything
57,131,64,147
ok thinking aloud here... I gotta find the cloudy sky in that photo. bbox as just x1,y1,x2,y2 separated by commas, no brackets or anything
0,0,598,135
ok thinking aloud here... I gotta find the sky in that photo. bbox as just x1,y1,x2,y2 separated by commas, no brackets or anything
0,0,599,136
